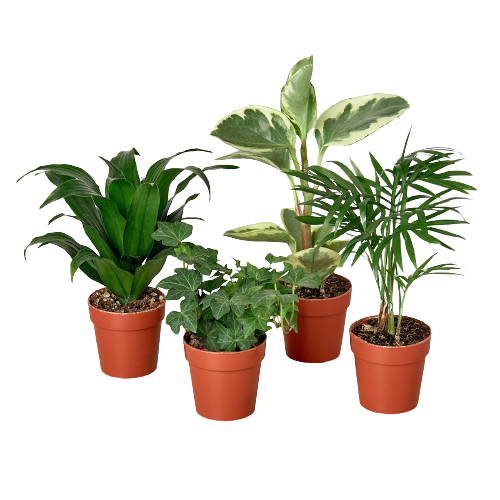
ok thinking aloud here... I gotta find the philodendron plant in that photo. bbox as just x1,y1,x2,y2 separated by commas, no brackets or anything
19,148,236,305
153,222,321,350
290,134,475,344
211,55,409,280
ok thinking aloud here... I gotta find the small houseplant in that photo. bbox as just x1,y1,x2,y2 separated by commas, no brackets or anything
290,134,475,412
210,55,409,362
19,148,236,378
153,221,321,420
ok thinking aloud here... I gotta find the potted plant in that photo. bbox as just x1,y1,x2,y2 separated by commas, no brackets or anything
210,55,410,362
19,147,236,378
152,221,321,420
290,134,475,412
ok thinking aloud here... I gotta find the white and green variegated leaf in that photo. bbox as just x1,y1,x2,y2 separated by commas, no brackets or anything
211,106,296,153
217,148,290,171
281,208,302,252
280,55,317,140
286,247,340,279
315,94,410,161
224,222,293,246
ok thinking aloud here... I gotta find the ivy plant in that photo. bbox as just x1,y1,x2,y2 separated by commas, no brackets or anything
19,148,237,305
153,222,321,351
211,55,409,280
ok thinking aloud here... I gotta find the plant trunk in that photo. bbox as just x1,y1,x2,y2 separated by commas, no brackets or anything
301,223,312,249
376,301,388,335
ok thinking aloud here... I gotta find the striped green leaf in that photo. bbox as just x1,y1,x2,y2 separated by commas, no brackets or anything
93,258,134,304
39,179,99,209
108,178,135,218
315,94,409,160
129,248,170,301
110,148,140,189
93,196,127,255
280,55,317,140
123,183,160,259
224,222,293,245
70,247,99,281
211,106,296,153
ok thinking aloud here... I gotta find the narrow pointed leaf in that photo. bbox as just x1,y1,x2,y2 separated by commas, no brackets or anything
93,196,126,255
110,148,140,189
108,178,135,218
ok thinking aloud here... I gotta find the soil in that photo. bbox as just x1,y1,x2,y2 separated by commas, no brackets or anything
186,332,266,352
295,273,352,300
352,316,431,347
88,287,165,313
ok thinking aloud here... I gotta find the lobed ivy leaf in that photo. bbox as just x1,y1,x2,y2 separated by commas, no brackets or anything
236,309,271,336
152,221,193,247
157,268,202,301
282,267,322,288
218,312,258,352
265,253,288,265
165,300,198,334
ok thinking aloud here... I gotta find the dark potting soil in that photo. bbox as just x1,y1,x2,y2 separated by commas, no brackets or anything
352,316,431,347
88,287,165,313
186,332,266,352
295,273,352,300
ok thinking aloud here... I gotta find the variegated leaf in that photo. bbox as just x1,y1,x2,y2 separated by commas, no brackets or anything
286,247,340,279
224,222,293,245
280,55,317,140
211,106,296,153
281,208,302,252
217,148,290,171
315,94,409,161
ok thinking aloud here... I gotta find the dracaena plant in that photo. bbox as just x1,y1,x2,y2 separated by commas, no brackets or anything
19,148,237,306
153,222,321,350
211,55,409,281
288,134,475,344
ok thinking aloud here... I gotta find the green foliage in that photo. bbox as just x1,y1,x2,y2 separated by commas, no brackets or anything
20,148,237,305
289,134,474,342
155,223,321,352
212,56,409,281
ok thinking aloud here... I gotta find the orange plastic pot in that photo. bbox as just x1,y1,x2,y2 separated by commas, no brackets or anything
283,279,351,363
183,333,266,421
88,299,165,379
350,316,431,414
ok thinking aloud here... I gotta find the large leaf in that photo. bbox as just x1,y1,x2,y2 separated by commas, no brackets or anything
224,222,293,245
315,94,409,160
70,247,99,281
282,267,322,288
166,300,198,335
93,196,127,255
39,179,99,209
123,183,160,259
110,148,140,189
218,312,258,352
286,247,340,279
152,221,193,247
83,225,118,262
280,55,317,140
217,148,290,171
211,105,296,153
93,258,134,304
156,168,184,217
129,249,170,300
157,268,202,301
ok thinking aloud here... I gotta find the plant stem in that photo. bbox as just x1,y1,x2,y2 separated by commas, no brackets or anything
298,141,312,249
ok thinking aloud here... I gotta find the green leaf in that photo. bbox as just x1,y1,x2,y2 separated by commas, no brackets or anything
280,55,317,140
47,213,79,225
108,179,135,218
282,267,322,288
217,148,290,171
286,247,340,279
281,208,302,252
110,148,140,189
265,254,288,265
166,300,198,335
83,225,118,262
211,105,296,153
93,258,134,304
123,183,160,259
252,289,279,307
152,221,193,247
224,222,293,245
203,290,231,320
39,179,99,209
208,321,227,352
129,249,169,301
236,310,270,337
70,247,99,281
157,268,202,301
315,94,409,160
156,168,184,217
93,196,127,255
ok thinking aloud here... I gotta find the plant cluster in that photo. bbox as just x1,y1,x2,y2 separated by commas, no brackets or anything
153,222,321,351
20,148,236,305
211,55,410,281
289,134,475,343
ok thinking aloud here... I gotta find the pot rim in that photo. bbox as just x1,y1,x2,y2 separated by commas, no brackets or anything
293,272,352,303
88,287,166,316
183,331,267,355
349,315,431,349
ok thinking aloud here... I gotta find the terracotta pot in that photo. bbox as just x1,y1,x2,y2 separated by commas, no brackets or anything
283,278,352,363
350,316,431,414
88,298,165,379
183,333,266,421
